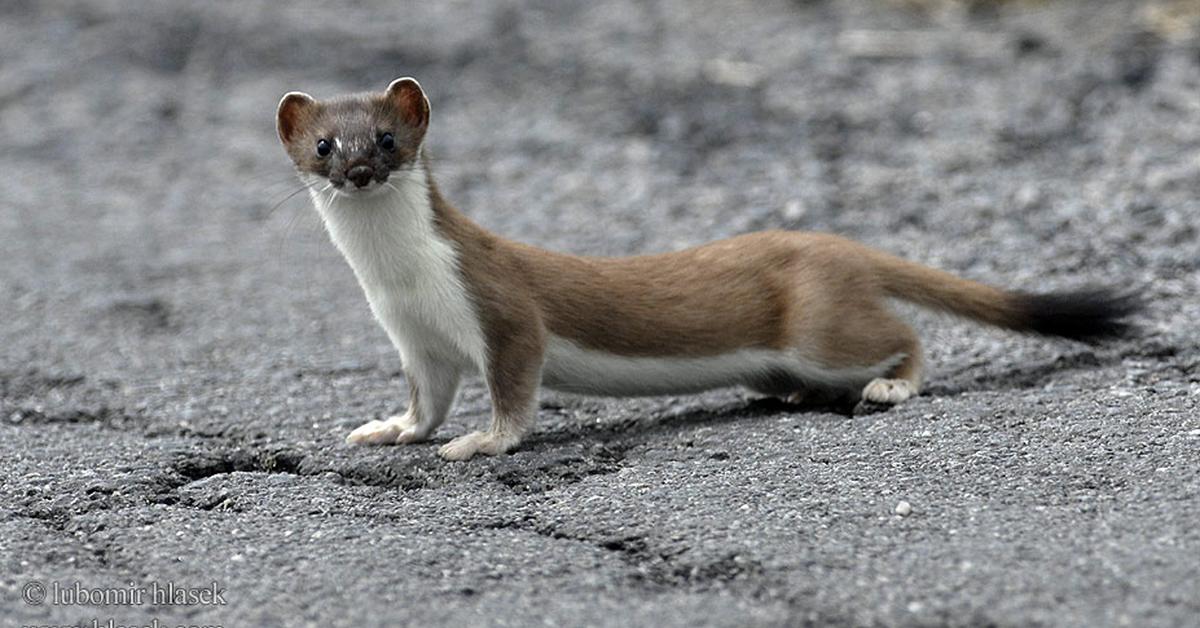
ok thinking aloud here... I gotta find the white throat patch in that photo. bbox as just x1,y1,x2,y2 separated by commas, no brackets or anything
307,167,488,376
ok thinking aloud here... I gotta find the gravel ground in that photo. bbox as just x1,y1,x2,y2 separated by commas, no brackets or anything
2,1,1199,626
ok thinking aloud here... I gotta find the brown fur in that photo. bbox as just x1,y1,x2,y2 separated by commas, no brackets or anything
431,188,928,378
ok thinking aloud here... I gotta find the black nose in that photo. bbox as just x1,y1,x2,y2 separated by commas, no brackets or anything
346,165,374,188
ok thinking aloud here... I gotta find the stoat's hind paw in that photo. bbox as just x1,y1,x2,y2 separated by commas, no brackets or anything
438,431,519,461
861,378,918,405
346,413,426,445
781,391,807,405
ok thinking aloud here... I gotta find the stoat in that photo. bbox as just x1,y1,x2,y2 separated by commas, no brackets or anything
275,78,1139,461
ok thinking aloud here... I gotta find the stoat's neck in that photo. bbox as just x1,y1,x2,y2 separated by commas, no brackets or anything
309,162,492,372
310,165,450,291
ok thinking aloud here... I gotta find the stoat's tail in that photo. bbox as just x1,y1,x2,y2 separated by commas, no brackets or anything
864,248,1141,341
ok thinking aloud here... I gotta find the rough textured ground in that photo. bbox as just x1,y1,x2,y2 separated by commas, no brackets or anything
2,1,1198,626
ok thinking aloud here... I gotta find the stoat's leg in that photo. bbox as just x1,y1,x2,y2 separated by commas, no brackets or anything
347,359,461,445
861,376,919,404
861,340,923,405
799,296,924,408
782,391,807,405
751,384,813,407
440,327,543,461
345,411,418,446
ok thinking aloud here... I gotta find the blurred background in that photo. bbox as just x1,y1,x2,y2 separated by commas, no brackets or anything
2,2,1199,625
1,0,1196,390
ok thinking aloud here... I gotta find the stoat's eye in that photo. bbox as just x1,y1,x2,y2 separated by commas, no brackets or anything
378,132,395,152
316,139,332,157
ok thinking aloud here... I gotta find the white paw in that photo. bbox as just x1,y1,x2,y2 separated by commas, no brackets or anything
438,431,518,461
861,378,918,405
782,391,806,405
345,413,425,445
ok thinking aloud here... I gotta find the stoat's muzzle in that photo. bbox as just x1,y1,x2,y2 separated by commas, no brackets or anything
346,163,376,189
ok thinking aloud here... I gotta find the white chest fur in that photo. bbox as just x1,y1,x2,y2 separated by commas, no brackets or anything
308,170,487,374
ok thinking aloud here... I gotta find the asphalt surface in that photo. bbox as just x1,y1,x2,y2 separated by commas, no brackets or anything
2,1,1198,626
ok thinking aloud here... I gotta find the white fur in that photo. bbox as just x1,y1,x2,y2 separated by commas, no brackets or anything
541,335,899,397
861,378,917,404
307,170,485,436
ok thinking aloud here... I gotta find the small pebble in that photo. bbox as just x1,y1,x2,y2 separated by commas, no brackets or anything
895,501,913,517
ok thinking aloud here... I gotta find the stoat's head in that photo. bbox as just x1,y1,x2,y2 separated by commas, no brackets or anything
276,78,430,196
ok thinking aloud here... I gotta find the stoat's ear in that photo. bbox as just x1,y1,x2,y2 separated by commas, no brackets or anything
385,77,430,132
276,91,315,145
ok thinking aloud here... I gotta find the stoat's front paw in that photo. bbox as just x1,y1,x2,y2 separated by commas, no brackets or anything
345,413,426,445
861,378,918,405
438,431,519,461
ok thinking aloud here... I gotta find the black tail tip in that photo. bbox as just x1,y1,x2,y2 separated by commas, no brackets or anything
1017,288,1144,342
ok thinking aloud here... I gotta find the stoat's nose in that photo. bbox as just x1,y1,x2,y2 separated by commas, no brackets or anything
347,165,374,188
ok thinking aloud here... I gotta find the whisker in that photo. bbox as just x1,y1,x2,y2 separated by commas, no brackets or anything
262,180,322,220
262,174,314,188
272,183,329,269
316,184,334,205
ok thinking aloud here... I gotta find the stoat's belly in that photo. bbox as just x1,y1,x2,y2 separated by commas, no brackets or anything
541,336,789,397
540,336,899,397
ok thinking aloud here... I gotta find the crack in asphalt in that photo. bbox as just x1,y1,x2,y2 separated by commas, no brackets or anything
490,444,630,493
482,516,778,594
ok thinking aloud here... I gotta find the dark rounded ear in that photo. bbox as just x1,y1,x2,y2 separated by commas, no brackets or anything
385,77,430,131
276,91,315,144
